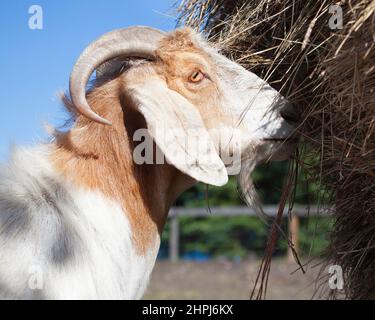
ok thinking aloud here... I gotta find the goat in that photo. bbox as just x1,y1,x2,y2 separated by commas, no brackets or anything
0,26,297,299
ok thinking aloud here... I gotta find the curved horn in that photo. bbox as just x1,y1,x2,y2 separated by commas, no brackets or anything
69,26,165,125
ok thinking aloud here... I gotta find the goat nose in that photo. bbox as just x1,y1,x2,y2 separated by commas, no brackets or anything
280,103,299,125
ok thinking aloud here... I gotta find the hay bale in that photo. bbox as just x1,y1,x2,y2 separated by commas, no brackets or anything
177,0,375,299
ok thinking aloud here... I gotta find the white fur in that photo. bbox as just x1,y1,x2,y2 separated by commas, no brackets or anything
189,32,295,166
0,28,296,300
0,146,159,299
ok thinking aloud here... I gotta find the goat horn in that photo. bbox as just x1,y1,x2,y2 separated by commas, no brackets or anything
69,26,165,125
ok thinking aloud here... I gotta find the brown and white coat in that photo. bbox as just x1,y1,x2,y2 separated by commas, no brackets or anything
0,27,297,299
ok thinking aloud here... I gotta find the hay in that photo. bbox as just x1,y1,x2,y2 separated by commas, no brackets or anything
177,0,375,299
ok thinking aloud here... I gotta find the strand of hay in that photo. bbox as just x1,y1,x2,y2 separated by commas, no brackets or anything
177,0,375,299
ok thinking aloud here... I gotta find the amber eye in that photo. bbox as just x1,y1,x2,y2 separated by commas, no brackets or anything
188,70,204,83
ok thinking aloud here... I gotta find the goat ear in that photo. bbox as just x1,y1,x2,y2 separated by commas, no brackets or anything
127,78,228,187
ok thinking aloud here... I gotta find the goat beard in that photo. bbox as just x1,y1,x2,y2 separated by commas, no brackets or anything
238,143,275,219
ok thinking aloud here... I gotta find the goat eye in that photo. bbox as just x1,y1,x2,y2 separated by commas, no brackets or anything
188,70,204,83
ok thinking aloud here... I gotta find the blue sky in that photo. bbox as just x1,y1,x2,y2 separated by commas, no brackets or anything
0,0,177,160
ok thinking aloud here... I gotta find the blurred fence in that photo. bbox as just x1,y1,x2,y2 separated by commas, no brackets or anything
167,206,330,262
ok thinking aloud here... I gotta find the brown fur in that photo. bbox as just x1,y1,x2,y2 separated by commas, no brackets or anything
155,29,228,129
51,30,223,255
52,80,195,254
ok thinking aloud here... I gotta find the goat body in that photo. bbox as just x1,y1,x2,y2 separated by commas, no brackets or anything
0,27,296,299
0,146,159,299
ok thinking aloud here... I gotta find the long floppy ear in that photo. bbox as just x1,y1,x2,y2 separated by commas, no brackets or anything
127,77,228,187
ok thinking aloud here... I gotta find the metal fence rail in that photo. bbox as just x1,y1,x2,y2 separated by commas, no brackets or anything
167,205,331,262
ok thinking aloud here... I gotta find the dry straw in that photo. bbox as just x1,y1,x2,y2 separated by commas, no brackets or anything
177,0,375,299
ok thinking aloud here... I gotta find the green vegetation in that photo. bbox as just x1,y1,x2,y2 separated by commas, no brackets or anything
161,161,331,259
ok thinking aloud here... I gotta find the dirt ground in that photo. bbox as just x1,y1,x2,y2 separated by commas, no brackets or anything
144,258,330,300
